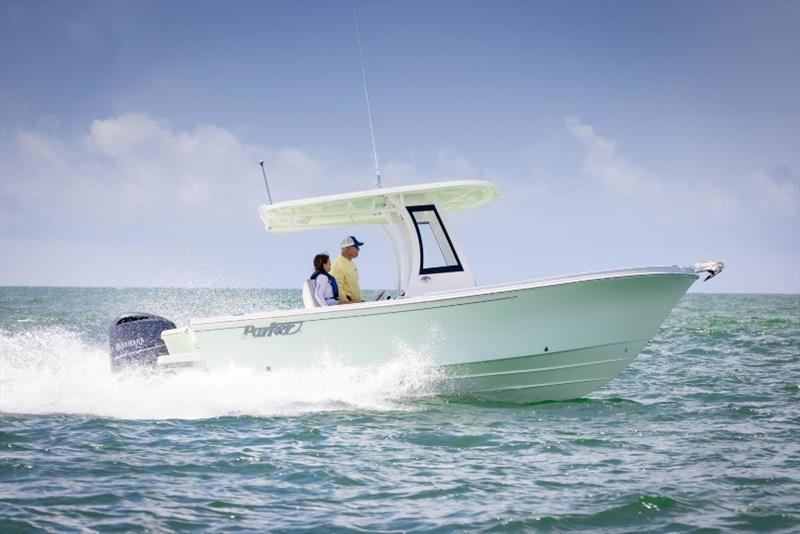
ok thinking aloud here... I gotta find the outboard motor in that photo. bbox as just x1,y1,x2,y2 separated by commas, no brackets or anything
109,313,176,372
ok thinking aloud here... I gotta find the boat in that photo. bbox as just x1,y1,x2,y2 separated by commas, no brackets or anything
109,179,724,403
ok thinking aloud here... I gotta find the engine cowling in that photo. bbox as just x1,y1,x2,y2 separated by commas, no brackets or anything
109,313,176,372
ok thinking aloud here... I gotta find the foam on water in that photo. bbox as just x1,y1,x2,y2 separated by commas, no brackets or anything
0,328,441,419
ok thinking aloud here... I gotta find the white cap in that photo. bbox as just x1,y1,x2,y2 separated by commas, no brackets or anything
340,235,365,249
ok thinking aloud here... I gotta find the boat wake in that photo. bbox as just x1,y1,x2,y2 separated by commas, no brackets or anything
0,328,441,420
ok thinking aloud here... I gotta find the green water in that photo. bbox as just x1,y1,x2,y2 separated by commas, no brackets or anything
1,289,798,532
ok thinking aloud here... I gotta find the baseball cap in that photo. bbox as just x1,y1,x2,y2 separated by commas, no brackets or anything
340,235,365,249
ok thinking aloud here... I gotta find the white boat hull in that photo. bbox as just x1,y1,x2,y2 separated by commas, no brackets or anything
161,267,698,403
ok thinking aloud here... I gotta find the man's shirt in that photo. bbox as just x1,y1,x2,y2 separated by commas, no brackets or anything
331,256,362,302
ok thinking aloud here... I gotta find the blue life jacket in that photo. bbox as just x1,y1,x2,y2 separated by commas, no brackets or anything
310,270,339,300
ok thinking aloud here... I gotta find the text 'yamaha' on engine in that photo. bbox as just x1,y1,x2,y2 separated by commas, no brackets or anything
109,312,175,372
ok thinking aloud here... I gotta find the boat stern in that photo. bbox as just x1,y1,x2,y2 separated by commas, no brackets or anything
159,326,205,370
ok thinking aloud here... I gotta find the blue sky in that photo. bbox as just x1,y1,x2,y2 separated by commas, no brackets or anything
1,0,798,293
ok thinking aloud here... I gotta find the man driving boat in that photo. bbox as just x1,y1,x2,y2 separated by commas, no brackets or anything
331,235,364,303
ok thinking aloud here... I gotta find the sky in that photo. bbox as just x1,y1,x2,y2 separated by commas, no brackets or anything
1,0,798,293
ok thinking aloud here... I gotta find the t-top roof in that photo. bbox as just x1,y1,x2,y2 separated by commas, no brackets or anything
259,180,500,233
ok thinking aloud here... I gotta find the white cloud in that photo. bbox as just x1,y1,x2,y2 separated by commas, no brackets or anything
17,131,69,173
0,115,345,286
1,114,510,257
749,169,800,218
85,113,171,157
565,116,661,197
268,147,325,199
668,179,740,222
1,113,328,228
565,116,740,220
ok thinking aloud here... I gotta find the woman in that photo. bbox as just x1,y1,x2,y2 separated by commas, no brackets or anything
310,253,339,306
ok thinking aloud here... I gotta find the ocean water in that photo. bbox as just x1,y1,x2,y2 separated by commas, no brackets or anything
1,288,798,533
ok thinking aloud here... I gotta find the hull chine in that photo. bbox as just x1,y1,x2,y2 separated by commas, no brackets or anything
439,340,645,403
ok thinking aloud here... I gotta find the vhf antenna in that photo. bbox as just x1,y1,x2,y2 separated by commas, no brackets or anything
258,160,273,204
353,0,382,189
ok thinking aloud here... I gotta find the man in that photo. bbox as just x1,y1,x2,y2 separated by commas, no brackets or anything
331,235,364,303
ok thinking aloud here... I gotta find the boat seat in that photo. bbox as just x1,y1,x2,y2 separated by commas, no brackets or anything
302,279,322,308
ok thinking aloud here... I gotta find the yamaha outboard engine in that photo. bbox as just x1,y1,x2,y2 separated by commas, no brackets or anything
109,313,176,372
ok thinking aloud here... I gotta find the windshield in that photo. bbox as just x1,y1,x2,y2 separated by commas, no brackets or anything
407,205,463,274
